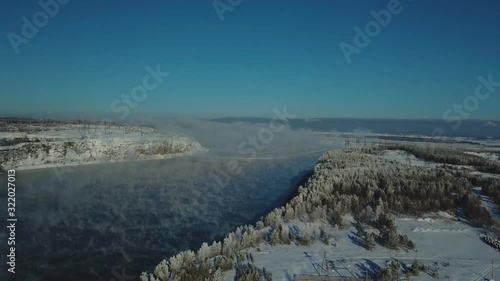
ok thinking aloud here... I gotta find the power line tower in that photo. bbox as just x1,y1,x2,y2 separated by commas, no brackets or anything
321,252,334,279
345,138,352,150
103,122,111,135
83,122,90,135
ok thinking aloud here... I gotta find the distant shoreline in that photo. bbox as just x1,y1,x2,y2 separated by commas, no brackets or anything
1,149,205,173
0,120,206,172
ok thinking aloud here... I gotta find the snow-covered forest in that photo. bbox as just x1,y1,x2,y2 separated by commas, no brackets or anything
385,143,500,174
140,144,500,280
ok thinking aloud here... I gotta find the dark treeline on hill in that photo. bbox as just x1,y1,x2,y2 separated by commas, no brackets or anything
0,117,121,128
0,136,40,146
0,117,65,125
386,144,500,175
141,147,495,281
375,135,481,145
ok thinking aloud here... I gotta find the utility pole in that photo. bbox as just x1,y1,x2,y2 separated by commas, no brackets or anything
322,252,326,269
492,258,495,281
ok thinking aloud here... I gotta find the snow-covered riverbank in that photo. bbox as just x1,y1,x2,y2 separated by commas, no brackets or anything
224,215,500,281
0,122,205,170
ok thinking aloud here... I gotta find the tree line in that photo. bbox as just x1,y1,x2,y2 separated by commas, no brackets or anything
386,143,500,175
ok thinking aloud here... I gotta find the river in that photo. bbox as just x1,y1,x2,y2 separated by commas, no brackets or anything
0,148,330,281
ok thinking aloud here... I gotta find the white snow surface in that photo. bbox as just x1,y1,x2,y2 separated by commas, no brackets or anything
0,124,205,170
226,217,500,281
382,150,440,168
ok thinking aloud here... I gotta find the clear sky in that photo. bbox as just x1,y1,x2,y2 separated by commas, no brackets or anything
1,0,499,120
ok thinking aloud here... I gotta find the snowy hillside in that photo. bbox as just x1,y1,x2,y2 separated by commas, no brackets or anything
0,120,205,170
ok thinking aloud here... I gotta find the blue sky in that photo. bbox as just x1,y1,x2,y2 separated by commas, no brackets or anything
1,0,499,120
